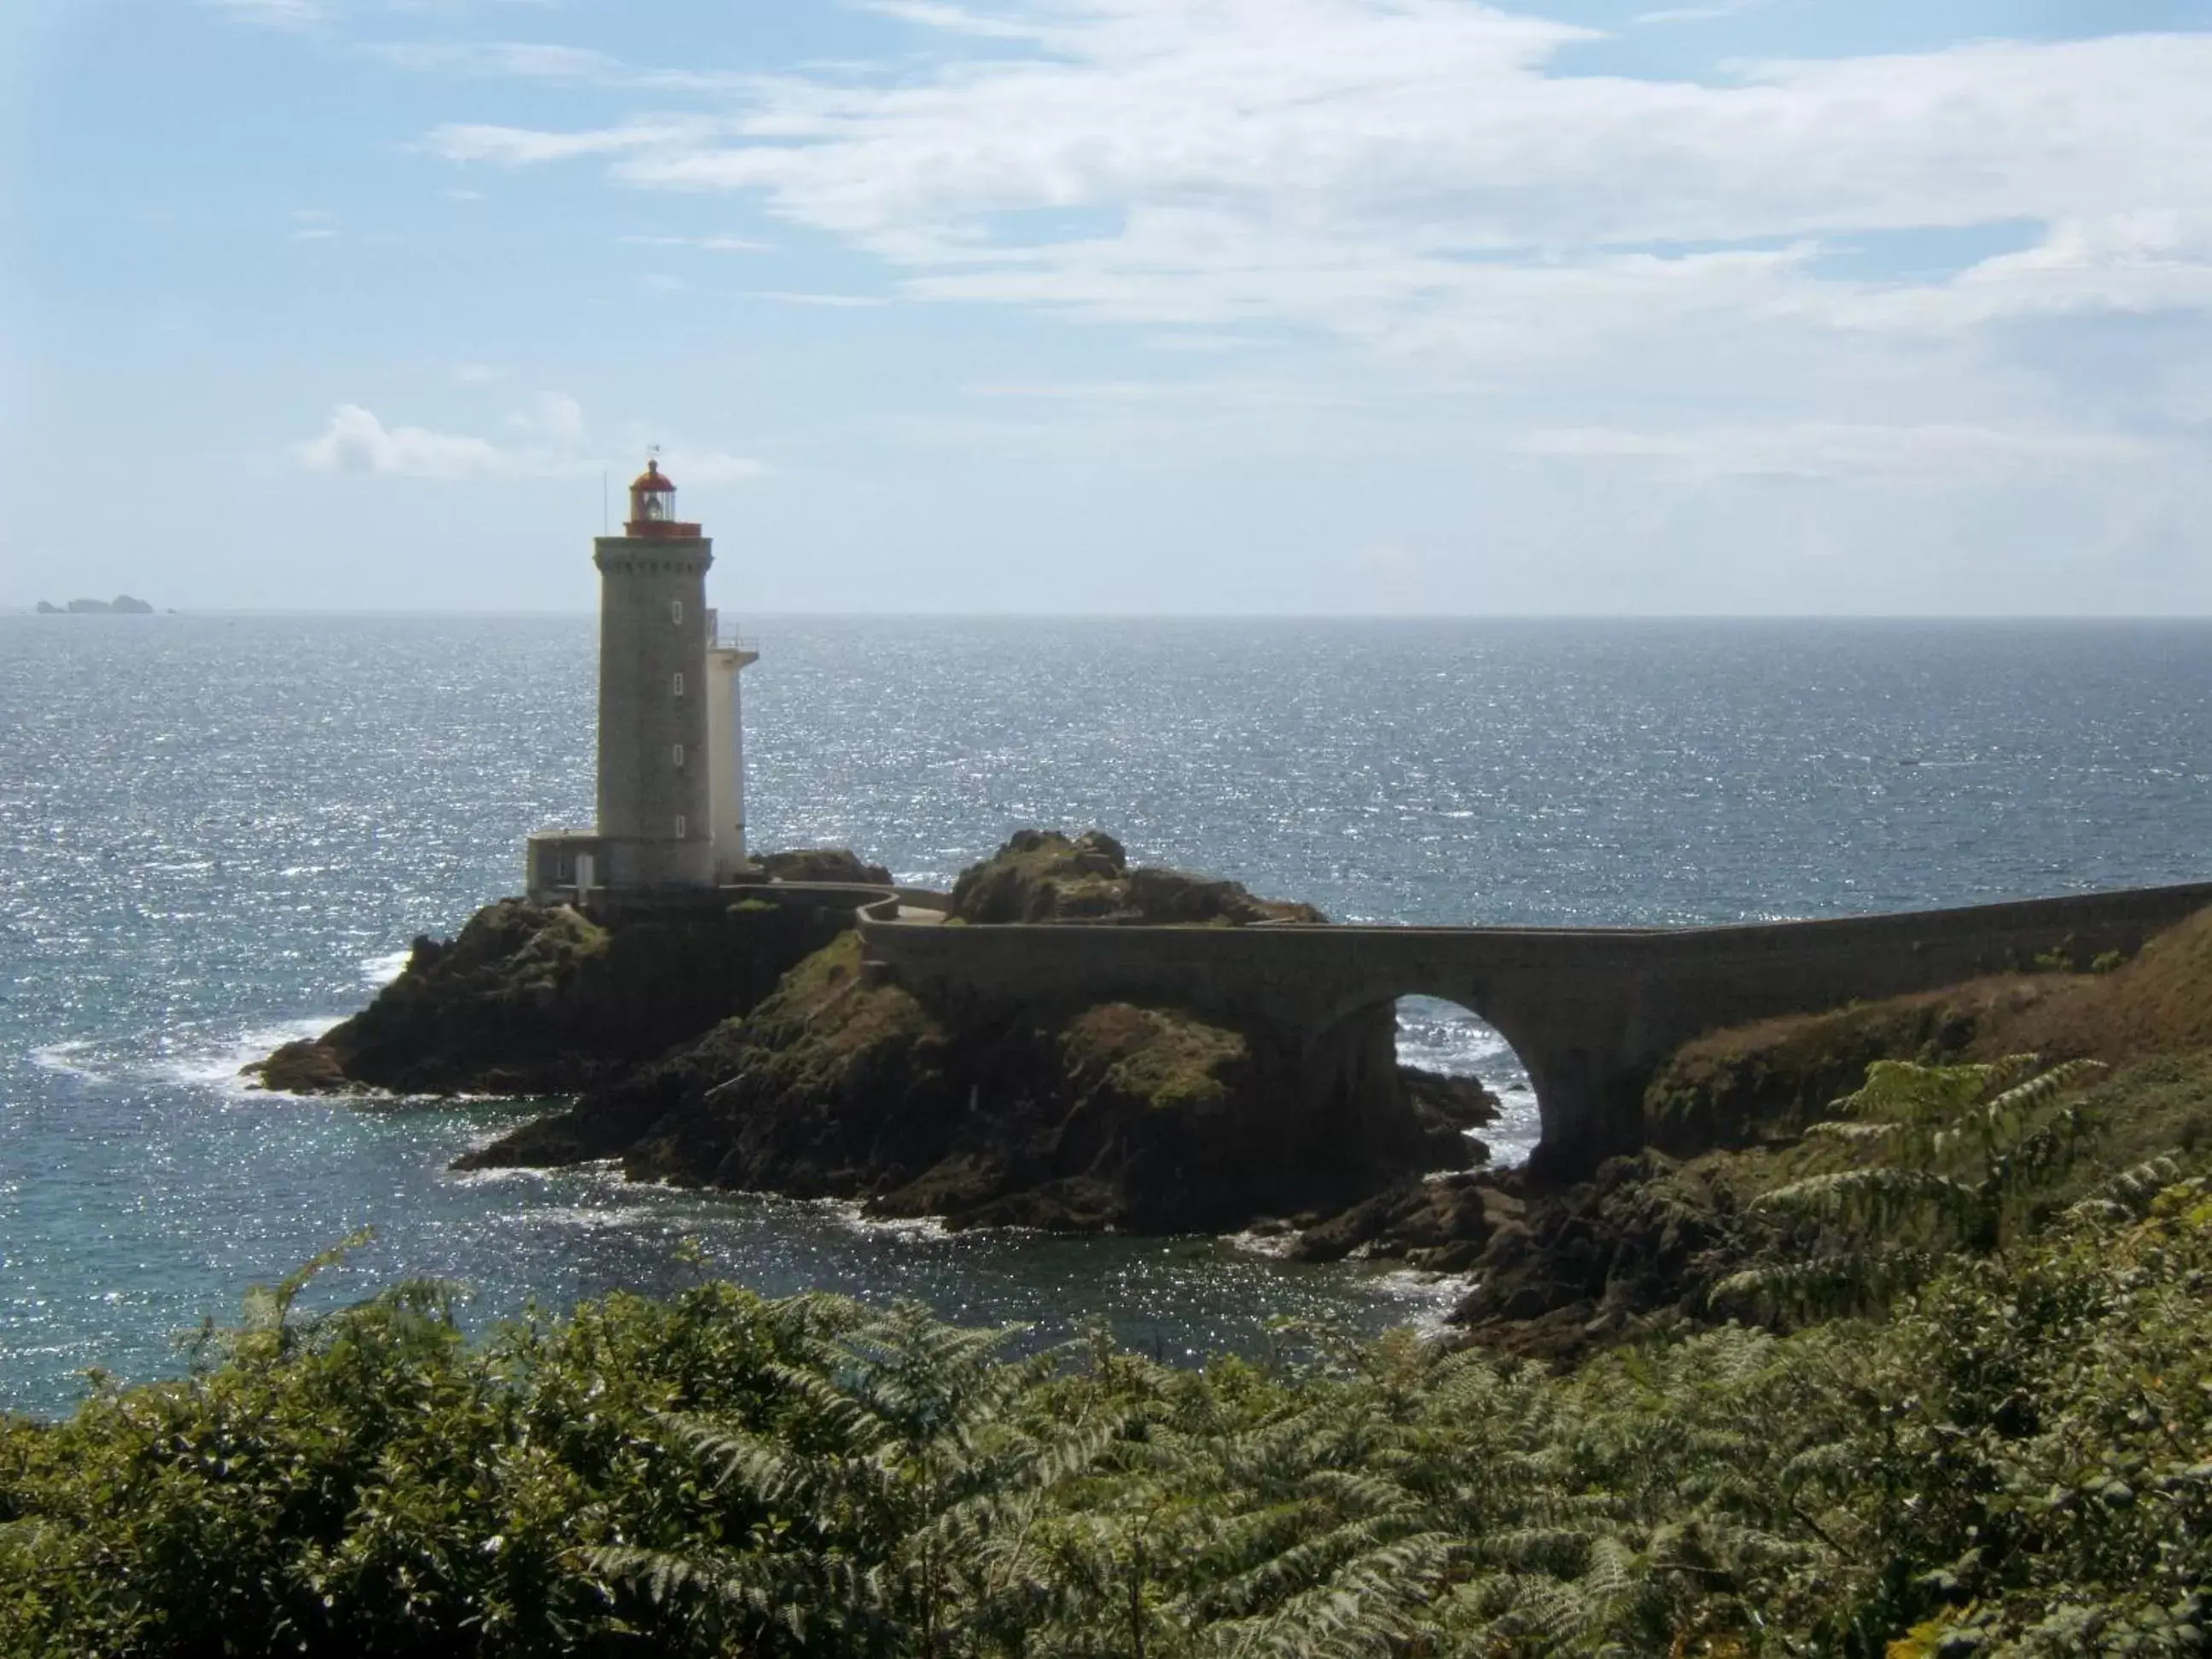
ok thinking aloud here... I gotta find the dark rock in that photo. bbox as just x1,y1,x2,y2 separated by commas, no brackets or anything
1447,1153,1745,1365
49,596,154,614
1289,1172,1492,1264
250,829,1499,1240
950,830,1128,922
948,830,1325,926
247,895,847,1098
1400,1065,1499,1141
1122,866,1326,926
1405,1237,1487,1273
469,932,1470,1235
754,848,895,887
254,1037,353,1093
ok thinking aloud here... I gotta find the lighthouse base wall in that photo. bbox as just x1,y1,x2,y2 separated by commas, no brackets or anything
528,830,713,901
706,646,750,881
602,835,716,891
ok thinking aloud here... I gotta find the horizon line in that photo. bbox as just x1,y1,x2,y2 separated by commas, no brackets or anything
9,608,2212,624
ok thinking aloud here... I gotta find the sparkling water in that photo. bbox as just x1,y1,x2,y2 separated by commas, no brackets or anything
5,614,2209,1415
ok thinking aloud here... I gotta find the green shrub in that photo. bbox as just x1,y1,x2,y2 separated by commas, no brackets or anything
7,1171,2211,1654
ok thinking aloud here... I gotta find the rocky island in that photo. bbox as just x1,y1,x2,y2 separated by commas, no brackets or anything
258,831,2212,1364
34,594,155,614
258,830,1498,1237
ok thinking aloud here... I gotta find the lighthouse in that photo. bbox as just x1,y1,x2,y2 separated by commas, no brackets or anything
527,458,756,902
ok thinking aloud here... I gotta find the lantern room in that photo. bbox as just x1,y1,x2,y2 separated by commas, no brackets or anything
626,457,701,538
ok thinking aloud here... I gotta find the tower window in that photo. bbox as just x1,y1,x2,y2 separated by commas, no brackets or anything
670,600,684,625
674,815,687,839
672,672,684,697
672,743,685,768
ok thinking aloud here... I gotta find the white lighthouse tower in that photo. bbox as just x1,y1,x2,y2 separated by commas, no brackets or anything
527,457,756,902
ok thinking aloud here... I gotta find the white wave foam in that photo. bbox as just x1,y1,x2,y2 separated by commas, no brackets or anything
447,1161,560,1188
145,1017,342,1098
822,1199,950,1242
1361,1266,1471,1337
1394,998,1527,1088
361,949,412,988
1223,1225,1298,1260
509,1203,667,1231
30,1039,113,1084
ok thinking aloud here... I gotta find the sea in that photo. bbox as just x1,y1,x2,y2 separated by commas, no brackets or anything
4,614,2209,1417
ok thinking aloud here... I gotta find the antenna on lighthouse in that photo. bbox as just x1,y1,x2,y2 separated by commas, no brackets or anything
601,470,608,535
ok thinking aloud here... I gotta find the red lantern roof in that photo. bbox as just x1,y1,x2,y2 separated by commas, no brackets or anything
631,458,676,493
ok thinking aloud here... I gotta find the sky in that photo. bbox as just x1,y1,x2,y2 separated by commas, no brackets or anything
2,0,2209,614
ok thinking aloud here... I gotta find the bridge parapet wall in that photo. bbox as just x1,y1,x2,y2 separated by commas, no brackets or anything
860,881,2212,1173
864,882,2212,1033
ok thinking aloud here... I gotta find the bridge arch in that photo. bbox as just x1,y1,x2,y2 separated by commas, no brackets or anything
862,880,2212,1180
1391,993,1540,1165
1300,970,1577,1164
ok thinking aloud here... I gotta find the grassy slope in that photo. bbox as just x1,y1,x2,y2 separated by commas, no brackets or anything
1646,905,2212,1154
1452,906,2212,1364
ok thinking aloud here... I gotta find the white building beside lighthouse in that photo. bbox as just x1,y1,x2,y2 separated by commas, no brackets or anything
527,458,757,903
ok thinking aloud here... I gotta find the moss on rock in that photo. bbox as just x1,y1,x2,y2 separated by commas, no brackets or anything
252,895,849,1098
1060,1004,1246,1111
754,847,894,887
1644,904,2212,1159
465,931,1473,1234
948,830,1326,926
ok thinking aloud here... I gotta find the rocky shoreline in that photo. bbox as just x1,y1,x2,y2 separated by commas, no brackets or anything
254,829,2212,1363
257,831,1498,1241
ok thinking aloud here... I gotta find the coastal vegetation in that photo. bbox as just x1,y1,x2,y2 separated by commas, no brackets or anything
18,873,2212,1650
3,1144,2208,1655
186,850,2212,1648
1438,904,2212,1362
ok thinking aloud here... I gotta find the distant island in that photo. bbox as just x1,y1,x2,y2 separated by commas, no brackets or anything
34,595,154,614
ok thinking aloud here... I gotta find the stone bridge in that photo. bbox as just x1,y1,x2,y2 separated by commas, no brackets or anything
859,882,2212,1177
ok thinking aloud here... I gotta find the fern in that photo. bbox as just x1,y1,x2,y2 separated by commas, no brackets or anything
1739,1056,2109,1319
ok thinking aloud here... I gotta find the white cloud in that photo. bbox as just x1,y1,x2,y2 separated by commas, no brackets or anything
426,119,713,166
619,233,773,252
663,451,771,483
373,37,759,93
857,2,1057,40
396,0,2212,596
1813,212,2212,332
206,0,323,29
295,405,513,480
504,390,586,447
293,396,768,485
422,5,2212,358
742,289,890,307
1522,422,2165,482
1635,0,1767,24
364,40,620,79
